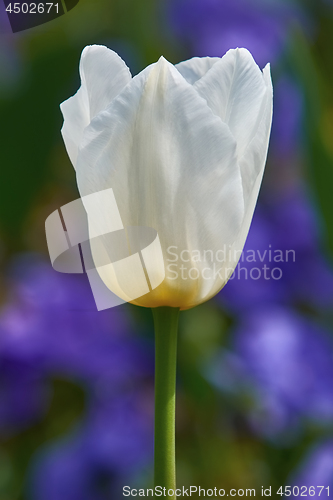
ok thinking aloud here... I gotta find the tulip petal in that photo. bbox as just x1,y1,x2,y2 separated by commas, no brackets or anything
193,48,267,158
239,63,273,206
77,57,244,308
60,45,132,168
175,56,220,85
194,64,273,304
216,64,273,288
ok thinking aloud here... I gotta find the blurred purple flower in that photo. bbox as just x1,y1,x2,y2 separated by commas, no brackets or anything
271,76,304,159
29,395,153,500
268,193,333,309
0,254,154,493
218,207,286,313
207,307,333,440
219,187,333,313
0,355,48,432
0,254,153,392
289,440,333,497
169,0,300,66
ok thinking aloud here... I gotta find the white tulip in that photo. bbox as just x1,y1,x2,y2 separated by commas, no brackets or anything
60,45,273,310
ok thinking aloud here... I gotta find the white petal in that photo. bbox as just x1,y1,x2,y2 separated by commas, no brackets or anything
239,63,273,206
197,64,273,302
77,57,244,308
60,45,132,168
214,65,273,288
193,48,267,158
175,56,221,85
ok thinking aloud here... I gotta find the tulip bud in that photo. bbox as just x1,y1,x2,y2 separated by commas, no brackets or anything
60,45,273,310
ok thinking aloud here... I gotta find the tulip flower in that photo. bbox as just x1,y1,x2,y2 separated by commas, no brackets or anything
60,45,273,498
61,44,272,311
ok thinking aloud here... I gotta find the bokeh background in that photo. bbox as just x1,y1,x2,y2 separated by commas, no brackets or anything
1,0,333,498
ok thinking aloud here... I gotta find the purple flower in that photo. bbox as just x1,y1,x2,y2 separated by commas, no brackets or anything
1,255,153,383
169,0,300,66
0,253,153,427
219,186,333,313
0,355,49,433
29,395,153,500
218,206,286,313
270,76,304,159
207,307,333,440
289,440,333,498
0,254,154,496
260,188,333,309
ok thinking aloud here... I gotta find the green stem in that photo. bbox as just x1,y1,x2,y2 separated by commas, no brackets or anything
152,306,180,498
